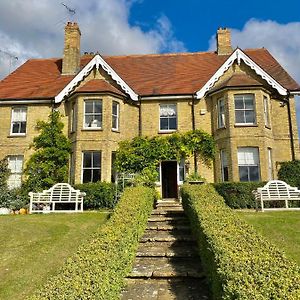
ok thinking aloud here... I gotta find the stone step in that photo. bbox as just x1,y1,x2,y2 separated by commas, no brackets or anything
136,241,198,258
147,222,189,231
141,230,196,242
128,257,204,278
151,209,185,216
156,202,182,208
148,215,187,222
121,278,209,300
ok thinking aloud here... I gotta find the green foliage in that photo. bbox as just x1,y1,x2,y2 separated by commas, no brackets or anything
116,129,215,176
184,172,206,183
23,110,71,193
0,188,27,210
0,157,10,188
181,184,300,300
75,182,116,209
29,186,156,300
278,160,300,188
213,182,266,209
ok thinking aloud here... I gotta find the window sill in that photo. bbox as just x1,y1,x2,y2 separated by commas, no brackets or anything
265,125,271,130
159,130,177,134
82,127,103,131
234,124,258,128
216,126,226,131
8,133,26,138
112,129,120,133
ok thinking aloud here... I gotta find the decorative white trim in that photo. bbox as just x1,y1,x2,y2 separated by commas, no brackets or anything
55,54,138,103
0,99,52,104
141,95,193,100
196,48,287,99
290,91,300,95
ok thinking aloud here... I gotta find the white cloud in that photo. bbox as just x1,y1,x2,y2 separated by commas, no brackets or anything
209,19,300,133
0,0,185,79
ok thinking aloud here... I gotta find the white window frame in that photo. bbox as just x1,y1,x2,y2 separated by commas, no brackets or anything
81,151,101,183
70,102,76,132
178,158,185,184
267,148,273,180
159,104,177,132
237,147,260,182
10,107,27,135
264,96,270,128
83,99,102,129
220,150,229,182
217,98,225,128
234,94,256,125
112,101,120,131
7,155,23,189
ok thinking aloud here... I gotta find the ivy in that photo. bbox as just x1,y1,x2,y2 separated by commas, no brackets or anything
115,129,216,175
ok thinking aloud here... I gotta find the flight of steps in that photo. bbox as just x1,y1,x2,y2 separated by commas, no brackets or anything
121,199,210,300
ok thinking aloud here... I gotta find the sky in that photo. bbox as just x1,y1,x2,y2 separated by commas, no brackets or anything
0,0,300,129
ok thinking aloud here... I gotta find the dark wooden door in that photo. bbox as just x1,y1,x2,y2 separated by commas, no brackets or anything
161,161,178,198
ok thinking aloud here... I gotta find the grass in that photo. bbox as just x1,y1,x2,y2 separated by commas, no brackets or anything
237,211,300,265
0,212,109,300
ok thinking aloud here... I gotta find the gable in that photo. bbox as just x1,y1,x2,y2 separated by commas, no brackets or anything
196,48,288,99
55,54,138,103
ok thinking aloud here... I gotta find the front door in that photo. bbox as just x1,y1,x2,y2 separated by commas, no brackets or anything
161,161,178,198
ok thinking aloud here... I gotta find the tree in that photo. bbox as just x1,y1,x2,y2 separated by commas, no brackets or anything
23,110,71,192
0,157,10,189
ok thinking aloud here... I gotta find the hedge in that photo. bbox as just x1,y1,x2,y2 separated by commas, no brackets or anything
75,182,116,209
181,184,300,300
213,182,265,209
29,186,156,300
278,160,300,188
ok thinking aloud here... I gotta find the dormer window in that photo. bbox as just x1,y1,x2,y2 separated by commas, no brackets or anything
84,99,102,129
234,94,256,125
11,107,27,135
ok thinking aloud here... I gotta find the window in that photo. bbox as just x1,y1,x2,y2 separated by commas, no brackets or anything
220,150,229,182
217,98,225,128
267,148,273,180
234,94,256,125
159,104,177,131
112,101,119,131
264,96,270,127
70,103,76,132
82,151,101,183
84,100,102,128
238,147,260,182
179,158,185,182
11,107,27,135
7,155,23,189
111,151,117,183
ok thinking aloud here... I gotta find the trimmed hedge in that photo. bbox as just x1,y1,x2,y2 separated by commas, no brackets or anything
29,186,156,300
213,182,265,209
181,184,300,300
75,182,116,209
278,160,300,188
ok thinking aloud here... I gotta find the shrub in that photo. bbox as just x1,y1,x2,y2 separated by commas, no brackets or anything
0,157,10,188
278,160,300,188
75,181,116,209
29,186,156,300
181,184,300,300
213,182,265,209
0,188,28,210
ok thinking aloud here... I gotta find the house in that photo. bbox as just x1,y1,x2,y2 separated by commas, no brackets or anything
0,22,299,198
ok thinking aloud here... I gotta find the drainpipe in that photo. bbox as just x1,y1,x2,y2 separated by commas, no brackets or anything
285,92,295,161
138,96,142,136
192,94,198,174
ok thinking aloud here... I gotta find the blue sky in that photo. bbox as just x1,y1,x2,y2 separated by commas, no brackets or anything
0,0,300,130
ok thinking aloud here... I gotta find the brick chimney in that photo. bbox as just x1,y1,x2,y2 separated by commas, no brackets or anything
216,28,232,55
62,22,81,75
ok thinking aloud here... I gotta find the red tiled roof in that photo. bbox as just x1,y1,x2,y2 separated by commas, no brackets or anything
0,48,299,100
75,79,126,96
209,73,263,94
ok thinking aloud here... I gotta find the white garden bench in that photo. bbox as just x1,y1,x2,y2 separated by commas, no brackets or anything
253,180,300,212
29,183,85,213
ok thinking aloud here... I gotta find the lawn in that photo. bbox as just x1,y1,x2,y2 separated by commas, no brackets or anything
0,212,109,300
237,211,300,265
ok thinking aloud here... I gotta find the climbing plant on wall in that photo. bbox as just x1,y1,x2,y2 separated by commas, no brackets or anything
115,129,216,178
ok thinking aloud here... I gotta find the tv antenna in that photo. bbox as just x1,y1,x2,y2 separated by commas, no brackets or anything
0,49,18,74
61,2,76,17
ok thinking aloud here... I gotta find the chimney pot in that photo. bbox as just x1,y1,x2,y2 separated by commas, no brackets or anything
216,28,232,55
